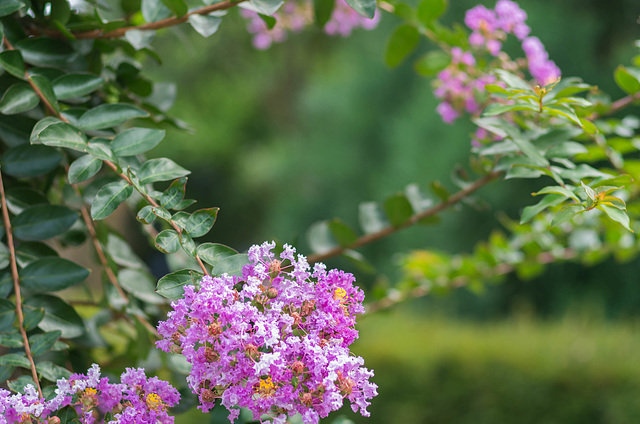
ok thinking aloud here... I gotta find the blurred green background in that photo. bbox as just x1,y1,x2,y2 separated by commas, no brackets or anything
141,0,640,422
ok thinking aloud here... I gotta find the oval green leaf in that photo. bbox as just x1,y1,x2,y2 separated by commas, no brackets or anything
52,73,105,100
78,103,149,131
0,83,38,115
68,154,102,184
21,257,90,292
112,128,165,157
90,181,134,220
138,158,190,184
12,204,78,241
24,295,85,338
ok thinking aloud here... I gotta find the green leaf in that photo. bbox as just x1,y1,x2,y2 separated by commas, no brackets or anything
138,158,190,184
151,206,171,222
483,103,538,116
156,269,201,299
188,14,222,37
247,0,284,15
68,155,102,184
413,50,450,76
136,205,156,224
160,0,187,16
579,118,598,134
7,375,36,393
417,0,447,25
90,181,134,220
614,65,640,95
15,38,78,68
155,229,180,254
494,69,531,91
38,122,87,152
328,218,358,246
111,128,165,157
21,258,89,292
599,204,633,232
78,103,149,131
543,105,582,127
385,25,420,68
533,186,579,201
383,193,414,226
118,269,164,304
484,84,512,95
580,181,597,202
105,233,145,269
179,231,196,258
13,205,77,241
520,193,566,224
359,201,389,234
25,295,85,338
307,221,337,254
0,299,16,332
36,361,71,382
29,75,59,114
344,0,375,18
314,0,335,27
0,83,38,115
16,242,58,268
186,208,219,237
196,243,237,267
22,305,45,331
0,333,23,348
52,73,105,100
0,243,8,270
0,0,24,17
142,0,172,22
551,203,584,227
213,254,249,277
545,141,588,159
30,117,62,144
0,353,30,369
86,141,117,162
29,331,62,357
161,177,187,209
0,50,26,79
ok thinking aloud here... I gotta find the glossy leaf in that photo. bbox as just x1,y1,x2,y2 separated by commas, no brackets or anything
213,254,249,277
52,73,105,99
0,83,38,115
344,0,375,18
0,353,30,369
90,181,133,220
118,269,164,304
156,269,202,299
383,193,414,226
550,203,584,228
180,231,196,258
136,205,156,224
520,193,566,224
78,103,149,131
155,229,181,254
0,299,16,332
385,25,420,68
30,117,62,143
29,75,59,114
188,14,222,37
29,331,62,357
16,242,58,268
38,122,87,151
186,208,219,237
7,376,36,394
614,65,640,95
13,205,77,241
599,204,633,232
36,361,71,382
196,243,237,267
106,234,145,269
138,158,190,184
21,257,90,292
359,202,389,234
0,0,24,16
68,155,102,184
25,295,85,338
22,305,45,331
142,0,171,22
0,50,26,79
161,177,187,209
111,128,165,157
15,38,77,68
417,0,447,25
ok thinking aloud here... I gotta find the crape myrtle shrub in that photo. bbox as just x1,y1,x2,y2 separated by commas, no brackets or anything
0,0,639,422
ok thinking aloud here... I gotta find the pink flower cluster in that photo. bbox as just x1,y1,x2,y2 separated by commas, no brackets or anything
434,0,561,124
0,365,179,424
156,241,377,424
241,0,380,49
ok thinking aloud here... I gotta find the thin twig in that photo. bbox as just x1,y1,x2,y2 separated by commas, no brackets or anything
308,170,503,264
0,170,43,397
31,0,248,40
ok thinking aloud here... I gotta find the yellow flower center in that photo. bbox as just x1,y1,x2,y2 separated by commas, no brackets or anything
84,387,97,397
255,377,276,397
146,393,164,410
334,288,347,300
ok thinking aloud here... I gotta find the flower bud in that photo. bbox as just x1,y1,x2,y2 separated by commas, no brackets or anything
204,346,219,362
269,259,281,277
208,322,222,337
300,392,313,406
291,361,305,375
266,287,278,299
47,417,61,424
201,389,216,402
245,343,260,360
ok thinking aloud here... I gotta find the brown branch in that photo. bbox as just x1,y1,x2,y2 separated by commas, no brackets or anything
37,0,248,40
0,170,43,397
364,248,577,314
307,170,503,264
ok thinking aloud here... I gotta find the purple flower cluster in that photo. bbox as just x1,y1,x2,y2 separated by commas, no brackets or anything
0,365,179,424
434,1,561,124
522,36,561,85
241,0,379,49
156,241,377,424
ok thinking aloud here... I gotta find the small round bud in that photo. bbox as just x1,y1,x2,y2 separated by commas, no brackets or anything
47,417,61,424
300,392,313,406
245,343,260,360
204,346,219,362
291,361,305,375
201,389,216,403
269,259,281,277
266,287,278,299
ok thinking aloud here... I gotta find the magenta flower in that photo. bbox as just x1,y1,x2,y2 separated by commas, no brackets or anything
156,241,377,424
522,36,561,85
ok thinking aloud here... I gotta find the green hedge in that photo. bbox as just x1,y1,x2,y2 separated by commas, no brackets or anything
346,311,640,424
